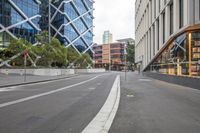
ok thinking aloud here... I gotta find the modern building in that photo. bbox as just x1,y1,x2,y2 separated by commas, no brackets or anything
102,30,113,44
49,0,94,55
0,0,94,55
93,42,125,70
135,0,200,77
117,38,135,45
0,0,41,47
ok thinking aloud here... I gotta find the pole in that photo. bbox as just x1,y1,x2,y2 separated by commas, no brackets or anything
109,43,111,71
24,54,27,82
124,43,127,81
48,0,51,44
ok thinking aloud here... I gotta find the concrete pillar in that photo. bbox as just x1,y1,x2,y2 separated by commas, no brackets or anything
155,20,158,54
165,5,170,40
184,0,189,25
159,15,163,48
148,30,151,62
151,27,154,59
194,0,200,23
173,0,180,31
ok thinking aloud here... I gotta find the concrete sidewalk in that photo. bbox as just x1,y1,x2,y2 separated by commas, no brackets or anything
109,72,200,133
0,73,77,87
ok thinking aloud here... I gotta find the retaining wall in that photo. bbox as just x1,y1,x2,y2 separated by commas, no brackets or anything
0,68,106,76
144,72,200,90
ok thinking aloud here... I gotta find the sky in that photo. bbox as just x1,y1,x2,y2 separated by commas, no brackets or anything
93,0,135,44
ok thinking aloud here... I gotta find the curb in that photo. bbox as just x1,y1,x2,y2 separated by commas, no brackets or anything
82,75,121,133
0,74,79,88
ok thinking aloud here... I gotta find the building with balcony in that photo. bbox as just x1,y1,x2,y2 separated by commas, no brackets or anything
0,0,41,47
93,42,125,70
135,0,200,78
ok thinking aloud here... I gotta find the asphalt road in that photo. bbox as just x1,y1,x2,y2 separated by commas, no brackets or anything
0,73,117,133
110,72,200,133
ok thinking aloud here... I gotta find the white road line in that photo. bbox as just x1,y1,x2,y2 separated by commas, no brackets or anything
82,75,121,133
0,75,102,109
0,86,20,92
0,75,81,88
88,87,96,90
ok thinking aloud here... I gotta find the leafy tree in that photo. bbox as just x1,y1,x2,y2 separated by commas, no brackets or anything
75,53,93,69
35,31,49,45
125,41,135,70
67,47,79,64
6,39,32,66
126,41,135,64
50,38,68,67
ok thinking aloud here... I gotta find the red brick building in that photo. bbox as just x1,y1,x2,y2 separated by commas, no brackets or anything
93,42,126,70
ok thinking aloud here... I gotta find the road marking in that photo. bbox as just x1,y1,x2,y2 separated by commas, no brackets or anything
0,75,102,109
82,75,121,133
126,94,134,98
138,79,152,82
88,87,96,90
0,75,81,89
0,87,19,92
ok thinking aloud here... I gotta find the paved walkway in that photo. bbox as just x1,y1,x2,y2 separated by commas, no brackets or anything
0,73,76,87
109,72,200,133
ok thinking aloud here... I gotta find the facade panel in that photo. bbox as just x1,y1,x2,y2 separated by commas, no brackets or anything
0,0,94,55
49,0,94,54
0,0,41,47
135,0,200,78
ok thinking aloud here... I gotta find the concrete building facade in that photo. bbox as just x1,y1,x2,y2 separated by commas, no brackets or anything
135,0,200,77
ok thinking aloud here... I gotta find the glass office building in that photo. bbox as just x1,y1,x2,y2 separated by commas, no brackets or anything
49,0,94,55
0,0,41,47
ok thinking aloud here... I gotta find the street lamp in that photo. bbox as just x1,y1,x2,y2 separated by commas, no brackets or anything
124,43,127,81
48,0,51,44
109,43,111,71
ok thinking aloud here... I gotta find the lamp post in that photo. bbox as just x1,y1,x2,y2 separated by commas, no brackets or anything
124,43,127,81
109,43,111,71
48,0,51,44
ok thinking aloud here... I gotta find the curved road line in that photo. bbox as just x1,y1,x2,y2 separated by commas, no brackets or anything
0,75,102,109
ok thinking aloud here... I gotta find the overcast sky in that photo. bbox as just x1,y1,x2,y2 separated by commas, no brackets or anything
93,0,135,44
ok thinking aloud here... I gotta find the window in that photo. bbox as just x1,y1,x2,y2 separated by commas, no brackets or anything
170,3,174,35
153,24,155,55
199,0,200,20
149,29,151,59
154,0,156,18
157,19,159,50
179,0,184,28
163,12,165,43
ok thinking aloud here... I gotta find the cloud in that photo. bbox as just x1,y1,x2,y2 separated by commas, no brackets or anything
93,0,135,44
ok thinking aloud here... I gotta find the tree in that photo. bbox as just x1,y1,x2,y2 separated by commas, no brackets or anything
67,47,79,64
75,53,93,69
126,41,135,70
6,39,30,66
35,31,49,45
